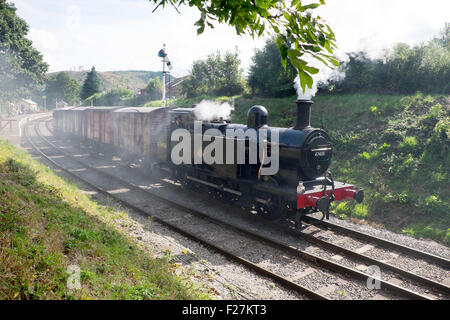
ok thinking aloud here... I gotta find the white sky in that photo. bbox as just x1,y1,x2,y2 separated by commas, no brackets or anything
10,0,450,77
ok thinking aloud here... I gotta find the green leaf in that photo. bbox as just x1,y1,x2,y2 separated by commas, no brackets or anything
289,54,319,75
258,25,264,36
298,69,314,92
302,45,321,53
288,49,319,76
308,54,330,68
194,15,205,35
303,65,319,74
323,41,332,54
328,56,340,67
287,49,305,65
276,36,289,69
301,3,320,11
149,0,338,77
197,22,205,35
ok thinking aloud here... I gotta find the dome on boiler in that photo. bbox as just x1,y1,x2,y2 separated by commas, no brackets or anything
247,105,268,129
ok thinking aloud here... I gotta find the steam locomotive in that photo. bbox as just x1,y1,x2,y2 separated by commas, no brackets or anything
53,99,363,226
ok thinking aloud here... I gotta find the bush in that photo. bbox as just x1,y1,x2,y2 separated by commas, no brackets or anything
353,204,369,219
402,223,449,244
399,136,418,154
335,201,353,217
421,117,449,164
422,195,447,217
382,128,404,143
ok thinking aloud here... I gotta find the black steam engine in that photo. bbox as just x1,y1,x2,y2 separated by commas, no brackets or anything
54,99,363,227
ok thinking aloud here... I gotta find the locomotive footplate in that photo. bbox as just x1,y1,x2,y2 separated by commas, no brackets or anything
297,180,364,214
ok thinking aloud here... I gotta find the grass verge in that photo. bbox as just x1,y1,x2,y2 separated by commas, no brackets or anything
0,138,209,300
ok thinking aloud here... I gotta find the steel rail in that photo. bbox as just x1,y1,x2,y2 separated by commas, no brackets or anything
33,120,433,300
44,118,447,267
48,120,447,295
303,216,450,268
25,119,327,300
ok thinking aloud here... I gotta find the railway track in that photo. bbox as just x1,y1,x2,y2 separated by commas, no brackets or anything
27,118,326,300
43,119,450,267
45,121,450,268
45,121,449,298
29,118,448,299
43,119,450,271
302,216,450,268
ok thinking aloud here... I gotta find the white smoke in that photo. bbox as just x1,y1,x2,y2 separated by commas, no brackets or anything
294,53,345,100
294,75,319,100
193,100,234,121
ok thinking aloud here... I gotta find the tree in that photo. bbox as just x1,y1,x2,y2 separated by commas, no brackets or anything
328,24,450,95
84,87,133,106
216,51,245,96
248,37,297,97
181,50,244,98
132,78,163,106
149,0,338,93
440,22,450,48
0,1,48,103
181,58,210,97
45,72,80,108
80,66,102,100
145,77,163,100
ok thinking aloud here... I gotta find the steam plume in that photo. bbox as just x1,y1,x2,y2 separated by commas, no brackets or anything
193,100,234,121
293,54,344,100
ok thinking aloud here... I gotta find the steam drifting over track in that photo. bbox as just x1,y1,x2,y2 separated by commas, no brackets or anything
22,116,450,300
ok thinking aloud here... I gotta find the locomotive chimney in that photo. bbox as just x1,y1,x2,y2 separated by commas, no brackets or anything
295,99,313,130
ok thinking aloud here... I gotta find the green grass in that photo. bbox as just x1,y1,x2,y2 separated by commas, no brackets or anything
162,92,449,245
0,139,209,300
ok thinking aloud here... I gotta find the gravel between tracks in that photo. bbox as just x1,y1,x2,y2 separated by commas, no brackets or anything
27,120,450,300
323,214,450,260
24,122,305,300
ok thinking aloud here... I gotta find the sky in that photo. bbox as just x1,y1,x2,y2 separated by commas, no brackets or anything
10,0,450,77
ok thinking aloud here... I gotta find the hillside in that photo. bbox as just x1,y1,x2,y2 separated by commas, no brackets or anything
164,93,450,244
48,70,163,93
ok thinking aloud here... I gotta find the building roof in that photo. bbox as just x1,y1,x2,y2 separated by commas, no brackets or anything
22,99,37,105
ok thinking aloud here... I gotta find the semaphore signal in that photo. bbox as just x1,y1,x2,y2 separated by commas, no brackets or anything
159,43,173,107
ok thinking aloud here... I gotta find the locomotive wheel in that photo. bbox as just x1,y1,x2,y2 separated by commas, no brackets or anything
214,190,236,204
259,208,282,221
258,198,283,221
213,190,225,201
260,196,295,222
221,191,237,203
